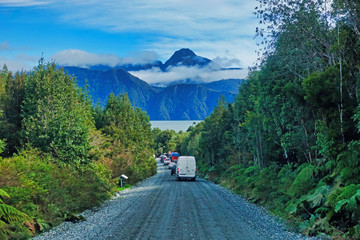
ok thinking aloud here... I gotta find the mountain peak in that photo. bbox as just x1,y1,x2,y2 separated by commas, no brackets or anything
172,48,196,58
163,48,211,70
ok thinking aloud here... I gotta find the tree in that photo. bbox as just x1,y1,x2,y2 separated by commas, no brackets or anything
0,71,26,156
333,0,360,39
153,129,176,155
98,92,156,182
21,60,93,164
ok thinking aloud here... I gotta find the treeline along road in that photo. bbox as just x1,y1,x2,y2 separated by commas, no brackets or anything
34,159,319,240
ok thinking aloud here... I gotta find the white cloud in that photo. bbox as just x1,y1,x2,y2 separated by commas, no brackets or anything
146,37,259,70
0,55,36,72
52,49,159,67
212,57,241,68
15,53,38,61
130,65,247,86
56,0,259,47
120,51,159,65
0,41,39,72
51,48,250,85
46,0,258,69
0,41,11,50
0,0,53,7
52,49,122,67
1,0,260,71
57,0,254,29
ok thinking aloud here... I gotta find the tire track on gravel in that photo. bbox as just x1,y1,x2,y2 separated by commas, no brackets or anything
34,159,321,240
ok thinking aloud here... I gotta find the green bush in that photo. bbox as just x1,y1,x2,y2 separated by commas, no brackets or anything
0,189,30,239
0,148,114,236
288,164,316,198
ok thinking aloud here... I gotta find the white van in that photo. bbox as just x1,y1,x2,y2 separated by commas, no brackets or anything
176,156,196,181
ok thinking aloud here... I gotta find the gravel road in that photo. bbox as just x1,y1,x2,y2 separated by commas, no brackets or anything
33,159,320,240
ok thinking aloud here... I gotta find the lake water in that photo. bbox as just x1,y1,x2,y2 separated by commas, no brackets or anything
150,120,202,132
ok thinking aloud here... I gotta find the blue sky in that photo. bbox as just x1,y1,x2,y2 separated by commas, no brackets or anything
0,0,260,83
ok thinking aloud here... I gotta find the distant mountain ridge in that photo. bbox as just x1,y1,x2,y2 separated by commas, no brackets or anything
64,67,159,110
63,48,244,120
74,48,220,73
147,83,236,120
202,79,244,94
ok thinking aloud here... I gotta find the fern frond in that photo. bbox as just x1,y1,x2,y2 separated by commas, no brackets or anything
0,189,10,200
306,185,330,208
340,167,360,180
326,187,343,208
0,204,29,223
334,189,360,213
0,219,11,238
336,141,360,181
36,219,51,232
335,199,348,213
336,184,360,202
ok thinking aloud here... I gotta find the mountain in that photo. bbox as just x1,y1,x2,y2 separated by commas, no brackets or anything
202,79,244,94
64,66,239,120
87,48,216,73
148,84,236,120
63,67,159,109
116,61,164,71
163,48,212,70
79,48,213,73
62,48,244,120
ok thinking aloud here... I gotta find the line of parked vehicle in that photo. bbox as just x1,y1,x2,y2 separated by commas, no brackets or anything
159,152,197,181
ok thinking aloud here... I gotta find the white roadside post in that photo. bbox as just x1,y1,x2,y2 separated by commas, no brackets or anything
119,174,128,187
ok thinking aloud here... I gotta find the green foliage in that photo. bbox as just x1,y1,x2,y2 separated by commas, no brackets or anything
21,60,93,164
0,148,114,237
0,60,157,239
306,185,330,209
152,128,177,155
0,70,25,156
288,164,316,198
0,140,5,155
334,189,360,213
0,188,30,239
336,141,360,183
302,67,340,111
180,122,203,157
334,184,360,213
94,93,156,183
175,1,360,237
0,204,28,223
0,189,10,202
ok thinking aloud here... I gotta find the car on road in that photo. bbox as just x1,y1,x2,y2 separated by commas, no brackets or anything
169,152,180,162
160,155,166,163
176,156,196,181
164,157,170,165
168,161,176,169
171,164,176,175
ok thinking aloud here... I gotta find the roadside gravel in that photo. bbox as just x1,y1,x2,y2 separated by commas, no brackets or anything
33,159,323,240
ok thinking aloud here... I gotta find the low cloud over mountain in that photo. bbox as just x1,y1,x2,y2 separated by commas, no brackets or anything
62,48,245,120
56,48,246,86
130,65,246,86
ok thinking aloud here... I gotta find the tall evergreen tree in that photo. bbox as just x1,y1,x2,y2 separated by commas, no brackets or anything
21,60,93,164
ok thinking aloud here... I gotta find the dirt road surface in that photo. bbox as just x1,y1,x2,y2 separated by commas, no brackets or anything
34,159,318,240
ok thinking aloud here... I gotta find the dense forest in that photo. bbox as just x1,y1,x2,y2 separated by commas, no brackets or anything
2,0,360,239
0,61,156,239
180,0,360,238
